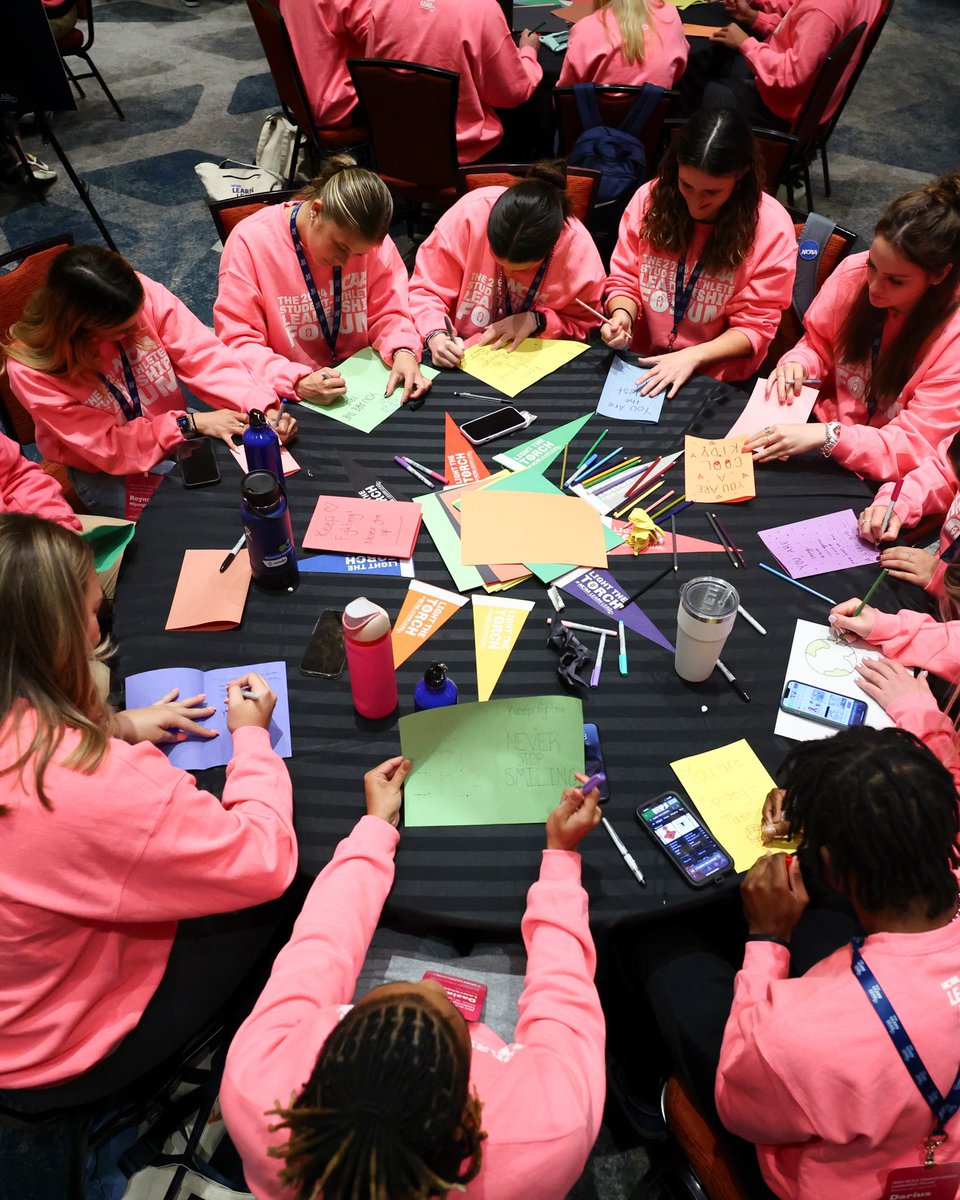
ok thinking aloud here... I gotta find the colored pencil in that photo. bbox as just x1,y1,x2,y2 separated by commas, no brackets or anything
575,429,607,472
572,445,623,484
650,496,687,522
660,499,694,521
625,455,662,498
595,462,649,495
646,489,677,518
853,569,888,617
759,562,836,605
671,516,678,573
711,510,745,568
706,512,738,568
575,297,607,323
620,566,672,608
559,442,569,490
579,455,642,488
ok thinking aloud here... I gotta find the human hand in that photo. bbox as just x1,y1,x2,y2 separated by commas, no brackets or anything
364,755,411,827
761,786,791,844
225,672,277,732
385,351,432,405
723,0,758,25
115,688,218,746
265,404,298,444
828,598,876,641
858,504,902,545
600,309,633,351
635,346,702,399
518,28,541,50
856,657,930,711
740,852,809,940
479,311,538,352
193,408,249,447
546,776,603,851
712,22,749,49
765,361,808,405
744,423,825,463
879,545,935,586
294,368,347,404
428,332,465,368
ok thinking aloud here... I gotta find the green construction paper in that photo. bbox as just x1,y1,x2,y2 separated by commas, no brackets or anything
300,347,439,434
80,521,136,572
417,491,485,592
491,412,592,473
400,696,584,827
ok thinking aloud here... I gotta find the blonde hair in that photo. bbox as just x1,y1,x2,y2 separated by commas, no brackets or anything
0,515,111,812
298,154,393,243
596,0,658,65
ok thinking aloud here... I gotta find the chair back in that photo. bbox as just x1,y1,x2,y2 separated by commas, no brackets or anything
790,23,866,148
348,59,460,199
208,189,298,244
661,120,797,197
245,0,318,142
822,0,895,141
553,86,677,166
663,1075,750,1200
457,164,600,226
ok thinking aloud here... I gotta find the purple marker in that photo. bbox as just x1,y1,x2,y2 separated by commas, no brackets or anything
580,772,607,794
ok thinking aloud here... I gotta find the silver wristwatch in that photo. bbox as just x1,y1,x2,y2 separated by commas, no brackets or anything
821,421,841,458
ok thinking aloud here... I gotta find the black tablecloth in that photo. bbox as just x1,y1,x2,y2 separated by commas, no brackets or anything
113,342,923,933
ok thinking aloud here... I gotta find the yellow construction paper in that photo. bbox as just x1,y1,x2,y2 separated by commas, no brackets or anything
459,489,608,568
459,337,589,398
669,739,794,872
472,595,535,701
626,508,665,553
684,435,756,504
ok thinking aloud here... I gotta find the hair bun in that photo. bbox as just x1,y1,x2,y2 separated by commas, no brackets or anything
525,159,567,191
925,169,960,209
314,153,359,187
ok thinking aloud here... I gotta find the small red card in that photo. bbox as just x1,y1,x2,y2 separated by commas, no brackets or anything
881,1162,960,1200
423,971,487,1022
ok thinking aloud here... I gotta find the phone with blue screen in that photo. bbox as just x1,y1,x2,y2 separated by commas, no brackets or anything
635,791,732,887
780,680,867,729
583,723,610,802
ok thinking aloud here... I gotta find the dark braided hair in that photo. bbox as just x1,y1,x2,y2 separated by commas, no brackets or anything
271,990,485,1200
778,727,960,919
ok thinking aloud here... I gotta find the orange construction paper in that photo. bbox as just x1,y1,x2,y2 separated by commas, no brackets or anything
444,412,490,485
552,0,593,22
437,479,528,582
684,435,756,504
392,580,468,667
459,490,608,568
303,494,422,558
165,548,252,631
682,23,717,36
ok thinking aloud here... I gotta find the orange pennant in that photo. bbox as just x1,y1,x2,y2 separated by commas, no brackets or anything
392,579,469,668
444,412,490,485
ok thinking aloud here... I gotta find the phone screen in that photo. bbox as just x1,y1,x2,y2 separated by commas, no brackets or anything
459,407,527,445
177,437,221,488
300,610,346,678
636,793,731,885
781,681,867,728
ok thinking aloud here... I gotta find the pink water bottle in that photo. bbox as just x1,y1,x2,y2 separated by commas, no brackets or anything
342,598,398,719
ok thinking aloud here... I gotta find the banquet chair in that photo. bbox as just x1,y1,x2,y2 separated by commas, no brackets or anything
246,0,368,186
208,188,297,244
55,0,125,120
660,120,798,198
552,85,678,166
457,163,601,226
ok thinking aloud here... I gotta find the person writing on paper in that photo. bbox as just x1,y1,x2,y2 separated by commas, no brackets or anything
601,108,796,396
747,171,960,477
0,514,297,1102
215,156,431,408
0,430,81,530
557,0,688,90
2,245,296,519
220,768,606,1200
409,162,606,367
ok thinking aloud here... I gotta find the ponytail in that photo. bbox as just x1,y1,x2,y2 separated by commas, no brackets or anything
298,155,393,242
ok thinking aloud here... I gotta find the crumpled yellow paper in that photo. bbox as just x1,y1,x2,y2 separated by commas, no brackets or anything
625,508,665,555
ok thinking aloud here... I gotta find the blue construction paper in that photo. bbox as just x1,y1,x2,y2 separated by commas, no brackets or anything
596,358,666,422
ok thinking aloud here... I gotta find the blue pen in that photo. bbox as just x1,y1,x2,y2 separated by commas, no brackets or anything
565,453,597,488
617,620,627,676
759,562,836,605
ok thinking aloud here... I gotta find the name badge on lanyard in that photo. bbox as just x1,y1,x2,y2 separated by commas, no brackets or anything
290,203,341,362
667,254,705,351
96,344,161,519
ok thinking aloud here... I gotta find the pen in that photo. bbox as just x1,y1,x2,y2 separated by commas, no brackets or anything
711,510,745,568
853,569,888,617
618,619,627,676
400,454,448,485
574,297,608,323
394,454,435,490
240,686,262,701
706,512,738,568
620,565,672,608
443,315,456,340
566,453,597,487
590,633,607,688
579,772,607,793
452,390,502,400
737,604,767,635
549,618,619,637
671,515,678,572
602,816,646,887
879,478,904,538
219,534,245,574
758,562,836,605
716,659,750,703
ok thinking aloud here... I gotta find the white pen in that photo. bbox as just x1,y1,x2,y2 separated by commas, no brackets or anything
737,604,767,635
552,618,620,637
602,816,646,887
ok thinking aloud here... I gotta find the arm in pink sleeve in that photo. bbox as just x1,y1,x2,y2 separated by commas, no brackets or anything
409,226,464,340
0,433,81,529
539,224,606,340
873,454,956,530
724,212,796,357
605,191,647,310
367,241,423,364
887,691,960,791
477,35,542,108
752,10,780,37
868,610,960,680
556,26,588,87
740,8,836,95
777,271,841,381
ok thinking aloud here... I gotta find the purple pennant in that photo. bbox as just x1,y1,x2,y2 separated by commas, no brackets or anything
559,568,674,653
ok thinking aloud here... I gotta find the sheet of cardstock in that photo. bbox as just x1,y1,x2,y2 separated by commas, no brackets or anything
300,347,438,434
492,412,592,472
596,357,666,422
399,695,584,827
682,22,718,36
670,739,791,873
437,475,528,583
726,377,819,439
472,595,535,701
79,515,136,572
555,566,674,652
758,509,879,578
551,0,594,22
303,494,422,558
459,490,608,568
684,435,756,503
165,548,252,631
392,580,468,667
228,442,300,476
459,337,589,398
775,619,894,742
444,412,491,485
298,552,415,577
417,491,485,592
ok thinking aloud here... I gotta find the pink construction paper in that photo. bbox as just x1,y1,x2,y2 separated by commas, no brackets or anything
303,494,422,558
757,509,879,578
726,377,819,438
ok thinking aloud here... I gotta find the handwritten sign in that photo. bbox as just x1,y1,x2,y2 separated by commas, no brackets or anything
758,509,879,578
459,337,589,398
684,435,756,503
303,494,422,558
300,347,438,434
596,357,666,422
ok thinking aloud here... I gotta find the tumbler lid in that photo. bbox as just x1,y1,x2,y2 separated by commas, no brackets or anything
241,469,282,508
679,576,739,624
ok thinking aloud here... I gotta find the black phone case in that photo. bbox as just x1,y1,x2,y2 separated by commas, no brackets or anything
634,791,733,888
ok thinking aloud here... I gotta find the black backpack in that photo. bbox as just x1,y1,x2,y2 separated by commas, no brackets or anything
567,82,665,208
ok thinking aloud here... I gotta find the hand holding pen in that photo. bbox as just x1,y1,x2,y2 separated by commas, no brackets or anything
225,672,276,733
546,779,602,851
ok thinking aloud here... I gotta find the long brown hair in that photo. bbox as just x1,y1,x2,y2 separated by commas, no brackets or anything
0,515,110,812
640,108,763,274
3,245,144,378
297,154,393,243
837,170,960,412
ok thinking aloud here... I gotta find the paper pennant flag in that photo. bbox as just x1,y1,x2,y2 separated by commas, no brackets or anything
444,412,490,485
608,531,728,557
392,579,468,667
472,594,535,701
492,412,592,473
556,567,674,653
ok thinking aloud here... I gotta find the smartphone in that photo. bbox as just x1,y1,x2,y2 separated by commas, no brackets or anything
299,610,346,679
583,723,610,802
635,791,733,887
780,680,868,729
459,406,534,446
177,437,221,488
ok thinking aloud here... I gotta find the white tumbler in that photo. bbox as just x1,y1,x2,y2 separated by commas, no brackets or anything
675,576,740,682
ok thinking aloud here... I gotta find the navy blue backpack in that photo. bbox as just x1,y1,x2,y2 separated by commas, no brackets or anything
567,82,665,208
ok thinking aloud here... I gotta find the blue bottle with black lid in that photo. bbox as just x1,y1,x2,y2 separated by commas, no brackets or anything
413,663,459,711
242,409,284,481
240,469,299,591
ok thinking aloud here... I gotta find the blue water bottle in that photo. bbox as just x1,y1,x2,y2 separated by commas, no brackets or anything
243,409,284,481
240,470,299,591
414,662,459,711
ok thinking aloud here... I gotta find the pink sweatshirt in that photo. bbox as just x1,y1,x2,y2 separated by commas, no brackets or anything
0,432,81,530
409,186,606,343
785,254,960,480
280,0,370,130
751,0,791,40
716,931,960,1199
863,608,960,685
557,1,688,89
0,722,296,1088
6,276,277,478
214,203,420,396
221,816,606,1200
606,181,796,381
739,0,882,126
873,444,959,598
366,0,542,164
888,690,960,790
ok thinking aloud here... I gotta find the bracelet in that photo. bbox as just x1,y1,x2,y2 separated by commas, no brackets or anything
424,329,446,347
821,421,841,458
393,347,418,361
746,933,790,948
531,310,546,336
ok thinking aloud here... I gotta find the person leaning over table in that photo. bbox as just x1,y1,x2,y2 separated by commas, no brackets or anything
0,429,81,530
557,0,688,90
220,764,607,1200
0,514,298,1104
409,160,606,367
214,155,431,409
746,170,960,479
2,244,297,519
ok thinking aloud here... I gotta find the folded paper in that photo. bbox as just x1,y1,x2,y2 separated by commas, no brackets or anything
166,548,251,631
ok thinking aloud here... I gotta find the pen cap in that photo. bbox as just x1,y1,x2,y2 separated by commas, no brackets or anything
342,597,391,644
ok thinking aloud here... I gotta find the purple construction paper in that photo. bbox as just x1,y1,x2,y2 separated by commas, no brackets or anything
757,509,879,579
559,568,674,653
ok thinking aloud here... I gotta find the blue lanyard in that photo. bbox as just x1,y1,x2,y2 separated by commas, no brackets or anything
289,203,341,359
497,251,552,319
96,344,142,422
667,254,705,351
851,938,960,1146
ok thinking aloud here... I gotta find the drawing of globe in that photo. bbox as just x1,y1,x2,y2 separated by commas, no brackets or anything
804,637,858,678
